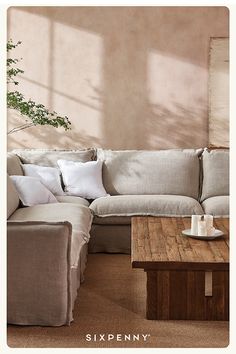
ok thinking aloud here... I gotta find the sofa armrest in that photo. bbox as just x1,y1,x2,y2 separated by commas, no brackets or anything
7,221,72,326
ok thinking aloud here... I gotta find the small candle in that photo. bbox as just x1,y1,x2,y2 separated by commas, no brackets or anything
204,215,214,234
198,220,207,236
191,215,201,235
207,227,216,236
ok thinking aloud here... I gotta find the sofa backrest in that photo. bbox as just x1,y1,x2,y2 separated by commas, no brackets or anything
11,148,96,167
7,174,20,218
97,149,202,199
200,148,229,201
7,153,23,176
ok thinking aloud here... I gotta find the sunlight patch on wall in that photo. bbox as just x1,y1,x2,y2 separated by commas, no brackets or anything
52,22,104,141
147,50,208,147
7,8,104,149
7,9,52,149
8,9,50,89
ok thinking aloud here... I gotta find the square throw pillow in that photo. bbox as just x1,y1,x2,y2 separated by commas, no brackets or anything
57,159,108,199
22,163,64,196
10,176,58,206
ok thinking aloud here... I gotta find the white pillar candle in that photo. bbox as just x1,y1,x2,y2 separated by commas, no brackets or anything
204,215,214,234
198,220,207,236
191,215,201,235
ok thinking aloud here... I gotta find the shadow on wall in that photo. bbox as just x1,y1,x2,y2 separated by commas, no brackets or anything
8,111,102,149
146,102,207,148
7,6,229,150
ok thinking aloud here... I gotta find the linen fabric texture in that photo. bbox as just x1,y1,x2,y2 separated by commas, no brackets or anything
7,175,20,218
90,194,204,217
12,148,95,167
7,221,72,326
56,195,90,207
97,149,201,199
200,149,229,201
57,159,108,199
10,175,58,206
201,196,229,216
22,163,65,196
9,202,93,267
8,201,92,326
7,153,23,176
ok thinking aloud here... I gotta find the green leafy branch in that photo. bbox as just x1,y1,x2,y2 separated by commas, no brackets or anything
7,39,71,134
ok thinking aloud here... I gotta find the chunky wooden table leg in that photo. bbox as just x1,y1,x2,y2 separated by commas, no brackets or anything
145,269,229,320
146,271,157,319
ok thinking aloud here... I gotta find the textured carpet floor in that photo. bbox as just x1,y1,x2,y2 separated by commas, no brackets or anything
7,254,229,348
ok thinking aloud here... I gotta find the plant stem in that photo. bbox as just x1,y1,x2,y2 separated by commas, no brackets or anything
7,123,35,135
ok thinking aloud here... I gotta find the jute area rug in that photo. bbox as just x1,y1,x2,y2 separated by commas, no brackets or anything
7,254,229,348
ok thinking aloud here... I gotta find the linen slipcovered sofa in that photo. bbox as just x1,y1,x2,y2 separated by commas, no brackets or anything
7,147,229,326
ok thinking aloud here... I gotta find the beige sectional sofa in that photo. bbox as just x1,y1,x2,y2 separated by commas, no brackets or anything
7,150,94,326
7,147,229,326
89,148,229,252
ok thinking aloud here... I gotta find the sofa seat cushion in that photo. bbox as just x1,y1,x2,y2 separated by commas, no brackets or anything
9,203,93,266
93,215,131,225
201,196,229,216
56,195,90,207
90,195,204,219
97,149,202,198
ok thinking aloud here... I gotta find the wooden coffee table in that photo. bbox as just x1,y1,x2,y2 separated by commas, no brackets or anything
131,217,229,321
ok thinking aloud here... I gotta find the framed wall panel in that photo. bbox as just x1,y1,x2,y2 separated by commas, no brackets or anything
209,37,229,147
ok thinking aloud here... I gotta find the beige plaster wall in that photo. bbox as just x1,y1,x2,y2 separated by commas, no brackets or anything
7,6,229,150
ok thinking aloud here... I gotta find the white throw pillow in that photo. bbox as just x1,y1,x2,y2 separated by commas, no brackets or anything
57,159,108,199
22,163,64,196
10,176,58,206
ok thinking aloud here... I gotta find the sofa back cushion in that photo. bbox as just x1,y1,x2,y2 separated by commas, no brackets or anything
97,149,201,199
12,148,95,167
200,149,229,201
7,153,23,176
7,174,20,218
